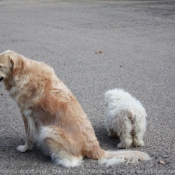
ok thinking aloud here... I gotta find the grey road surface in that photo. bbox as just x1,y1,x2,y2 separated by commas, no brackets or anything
0,0,175,174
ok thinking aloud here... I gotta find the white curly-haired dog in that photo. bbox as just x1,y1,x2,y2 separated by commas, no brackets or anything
105,88,147,149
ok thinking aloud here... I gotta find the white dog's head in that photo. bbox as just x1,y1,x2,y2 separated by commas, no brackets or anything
105,88,126,106
105,89,118,101
0,50,24,82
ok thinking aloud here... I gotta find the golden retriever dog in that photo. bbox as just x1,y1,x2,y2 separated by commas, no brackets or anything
0,50,151,167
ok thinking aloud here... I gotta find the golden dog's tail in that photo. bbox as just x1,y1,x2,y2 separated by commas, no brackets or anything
98,150,151,166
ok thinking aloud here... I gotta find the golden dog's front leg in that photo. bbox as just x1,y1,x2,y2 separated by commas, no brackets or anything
17,111,35,152
17,138,33,152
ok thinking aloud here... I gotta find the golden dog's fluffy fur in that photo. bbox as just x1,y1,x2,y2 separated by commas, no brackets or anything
0,50,151,167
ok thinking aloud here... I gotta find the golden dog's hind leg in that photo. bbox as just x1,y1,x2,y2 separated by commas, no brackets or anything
17,112,35,152
37,126,83,167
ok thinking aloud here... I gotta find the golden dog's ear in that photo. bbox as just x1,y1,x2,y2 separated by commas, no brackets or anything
9,55,24,76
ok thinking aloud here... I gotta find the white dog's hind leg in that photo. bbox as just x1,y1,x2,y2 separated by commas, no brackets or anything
133,119,145,147
117,120,133,149
133,130,145,147
133,134,144,147
118,135,132,148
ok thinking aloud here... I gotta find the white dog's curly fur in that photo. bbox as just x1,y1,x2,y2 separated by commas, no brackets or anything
105,89,147,149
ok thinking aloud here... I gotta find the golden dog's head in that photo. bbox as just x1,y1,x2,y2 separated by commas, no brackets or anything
0,50,24,82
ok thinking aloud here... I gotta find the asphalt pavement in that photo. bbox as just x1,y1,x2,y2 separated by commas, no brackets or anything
0,0,175,174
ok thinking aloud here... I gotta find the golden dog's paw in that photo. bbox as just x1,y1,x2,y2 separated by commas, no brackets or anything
17,145,31,152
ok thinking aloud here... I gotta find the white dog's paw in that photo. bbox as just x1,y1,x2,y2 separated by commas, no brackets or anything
117,143,130,149
134,139,144,147
17,145,32,152
118,139,132,149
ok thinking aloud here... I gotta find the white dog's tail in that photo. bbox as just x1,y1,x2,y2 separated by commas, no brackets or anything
98,150,151,166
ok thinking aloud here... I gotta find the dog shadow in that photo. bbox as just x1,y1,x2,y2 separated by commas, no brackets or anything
94,125,120,150
0,127,120,165
0,135,51,164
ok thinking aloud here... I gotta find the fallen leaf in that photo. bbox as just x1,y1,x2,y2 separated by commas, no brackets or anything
95,50,103,54
160,159,165,164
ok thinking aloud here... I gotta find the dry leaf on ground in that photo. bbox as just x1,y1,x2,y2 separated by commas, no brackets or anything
159,159,165,164
95,50,103,54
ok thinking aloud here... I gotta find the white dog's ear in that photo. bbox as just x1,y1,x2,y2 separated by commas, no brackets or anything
9,55,24,76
